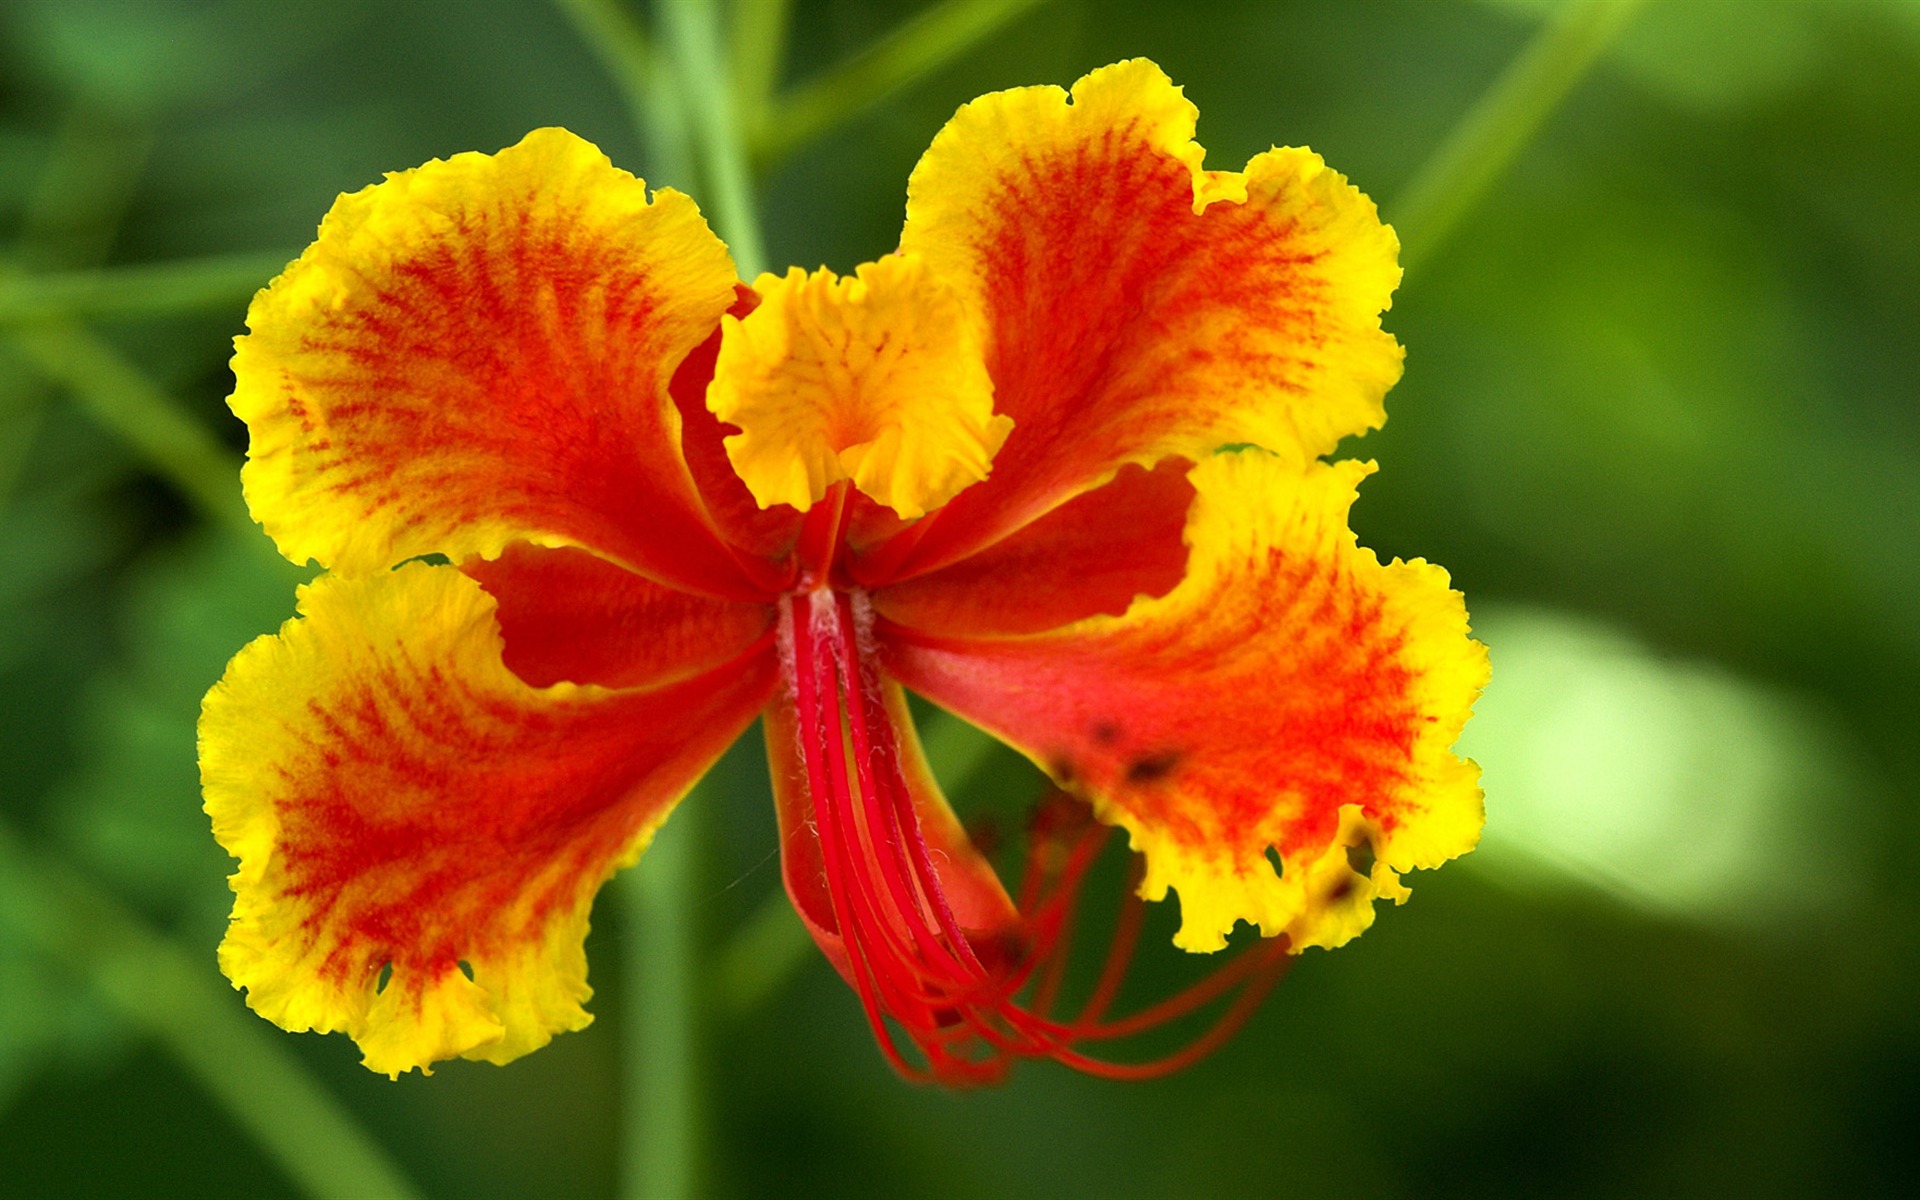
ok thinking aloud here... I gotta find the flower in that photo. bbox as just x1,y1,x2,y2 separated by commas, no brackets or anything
200,59,1486,1084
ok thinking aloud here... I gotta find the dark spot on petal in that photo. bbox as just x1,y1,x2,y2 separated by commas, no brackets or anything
1328,876,1356,902
1092,720,1121,745
1125,750,1181,784
1048,755,1078,786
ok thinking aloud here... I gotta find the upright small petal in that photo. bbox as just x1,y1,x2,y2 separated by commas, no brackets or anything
884,451,1486,954
707,255,1011,520
895,59,1402,571
200,564,775,1075
231,128,756,596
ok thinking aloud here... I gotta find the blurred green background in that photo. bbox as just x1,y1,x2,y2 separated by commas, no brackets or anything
2,0,1916,1196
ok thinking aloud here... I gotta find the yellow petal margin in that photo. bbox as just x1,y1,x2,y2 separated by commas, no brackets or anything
891,59,1403,570
231,128,753,595
884,451,1486,953
200,564,773,1075
707,255,1011,519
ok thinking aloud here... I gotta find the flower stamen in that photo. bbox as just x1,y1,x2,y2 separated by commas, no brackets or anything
783,588,1294,1085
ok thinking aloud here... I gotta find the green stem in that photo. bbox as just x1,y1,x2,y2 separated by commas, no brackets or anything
550,0,697,189
1391,0,1651,273
622,803,705,1200
731,0,793,147
657,0,768,274
751,0,1045,168
561,4,775,1198
0,823,422,1200
0,251,291,325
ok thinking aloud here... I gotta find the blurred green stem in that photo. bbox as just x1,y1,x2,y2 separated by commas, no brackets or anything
0,823,421,1200
581,1,783,1196
750,0,1044,168
657,0,767,275
551,0,696,188
1392,0,1651,273
623,803,706,1200
0,251,291,326
731,0,793,144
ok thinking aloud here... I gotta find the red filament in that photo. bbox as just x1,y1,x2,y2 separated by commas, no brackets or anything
783,586,1292,1086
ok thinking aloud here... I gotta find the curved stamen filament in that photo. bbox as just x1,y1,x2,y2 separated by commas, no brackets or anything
785,588,1293,1085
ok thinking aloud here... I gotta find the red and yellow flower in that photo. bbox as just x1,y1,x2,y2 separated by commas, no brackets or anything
201,60,1486,1083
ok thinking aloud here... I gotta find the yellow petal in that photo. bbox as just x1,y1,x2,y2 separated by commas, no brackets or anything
200,563,774,1075
230,127,752,594
892,58,1404,572
707,254,1011,520
884,450,1486,953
